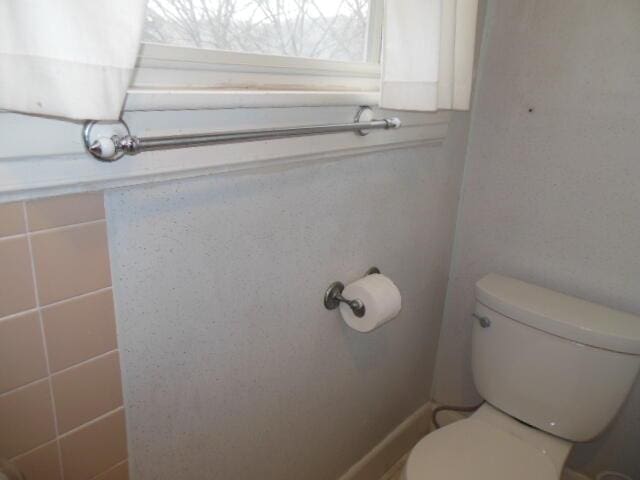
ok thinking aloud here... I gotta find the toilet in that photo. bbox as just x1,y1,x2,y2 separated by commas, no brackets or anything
404,273,640,480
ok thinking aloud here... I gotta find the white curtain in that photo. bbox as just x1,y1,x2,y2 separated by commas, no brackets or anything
0,0,147,120
381,0,479,112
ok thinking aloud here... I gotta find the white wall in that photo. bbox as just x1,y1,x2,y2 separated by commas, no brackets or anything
106,142,465,479
433,1,640,478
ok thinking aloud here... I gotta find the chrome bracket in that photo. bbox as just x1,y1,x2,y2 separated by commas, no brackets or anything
354,106,374,136
82,119,135,162
324,267,381,318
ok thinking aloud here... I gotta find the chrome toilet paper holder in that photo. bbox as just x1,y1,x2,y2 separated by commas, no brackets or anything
324,267,380,318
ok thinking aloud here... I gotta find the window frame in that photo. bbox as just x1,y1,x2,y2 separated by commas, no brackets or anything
127,0,384,110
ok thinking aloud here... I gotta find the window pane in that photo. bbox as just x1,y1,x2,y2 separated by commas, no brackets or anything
143,0,372,62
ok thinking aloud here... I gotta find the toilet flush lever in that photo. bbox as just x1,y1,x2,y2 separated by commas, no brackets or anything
472,312,491,328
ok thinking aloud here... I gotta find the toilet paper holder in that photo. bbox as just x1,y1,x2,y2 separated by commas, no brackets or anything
324,267,380,318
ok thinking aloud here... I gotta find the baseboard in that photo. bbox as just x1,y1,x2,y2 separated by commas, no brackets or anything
337,402,433,480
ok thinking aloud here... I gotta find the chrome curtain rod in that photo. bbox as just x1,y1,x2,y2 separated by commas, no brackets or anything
83,107,401,162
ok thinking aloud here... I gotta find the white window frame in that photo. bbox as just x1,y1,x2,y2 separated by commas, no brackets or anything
126,0,384,111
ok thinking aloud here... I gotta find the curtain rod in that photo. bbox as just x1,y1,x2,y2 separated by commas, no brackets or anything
83,107,401,162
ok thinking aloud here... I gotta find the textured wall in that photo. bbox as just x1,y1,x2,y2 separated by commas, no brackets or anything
106,144,465,480
433,1,640,478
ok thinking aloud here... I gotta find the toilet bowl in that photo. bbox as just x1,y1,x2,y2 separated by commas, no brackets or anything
404,274,640,480
403,403,570,480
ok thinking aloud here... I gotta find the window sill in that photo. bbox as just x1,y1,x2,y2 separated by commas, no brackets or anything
124,88,381,111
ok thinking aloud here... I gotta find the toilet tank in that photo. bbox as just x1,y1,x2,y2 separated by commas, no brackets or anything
471,274,640,442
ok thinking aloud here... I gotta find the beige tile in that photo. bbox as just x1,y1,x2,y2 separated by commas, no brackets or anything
93,462,129,480
0,202,26,238
0,312,48,394
0,237,36,318
42,289,117,372
26,193,105,232
60,409,127,480
12,441,62,480
0,380,56,458
31,221,112,306
52,352,123,434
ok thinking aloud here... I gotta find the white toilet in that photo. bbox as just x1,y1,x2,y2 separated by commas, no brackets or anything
404,273,640,480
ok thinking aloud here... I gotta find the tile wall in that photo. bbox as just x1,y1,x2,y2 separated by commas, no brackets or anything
0,193,128,480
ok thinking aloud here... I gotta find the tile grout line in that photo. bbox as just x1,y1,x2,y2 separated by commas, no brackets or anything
40,285,113,311
9,439,58,464
1,349,119,398
58,406,124,439
0,286,112,324
0,297,116,395
28,218,106,237
0,231,29,242
0,217,107,242
0,307,39,323
0,377,50,399
0,284,112,324
22,202,66,480
9,403,125,467
87,459,127,480
52,348,119,377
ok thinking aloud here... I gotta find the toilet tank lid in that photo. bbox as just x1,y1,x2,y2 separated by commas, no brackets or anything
476,274,640,355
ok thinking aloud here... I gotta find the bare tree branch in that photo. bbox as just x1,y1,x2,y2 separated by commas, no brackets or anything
144,0,369,61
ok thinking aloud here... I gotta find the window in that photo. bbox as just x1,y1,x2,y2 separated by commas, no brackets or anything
144,0,379,63
130,0,383,102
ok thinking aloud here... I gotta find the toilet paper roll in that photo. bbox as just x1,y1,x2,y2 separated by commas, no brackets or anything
339,273,401,332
